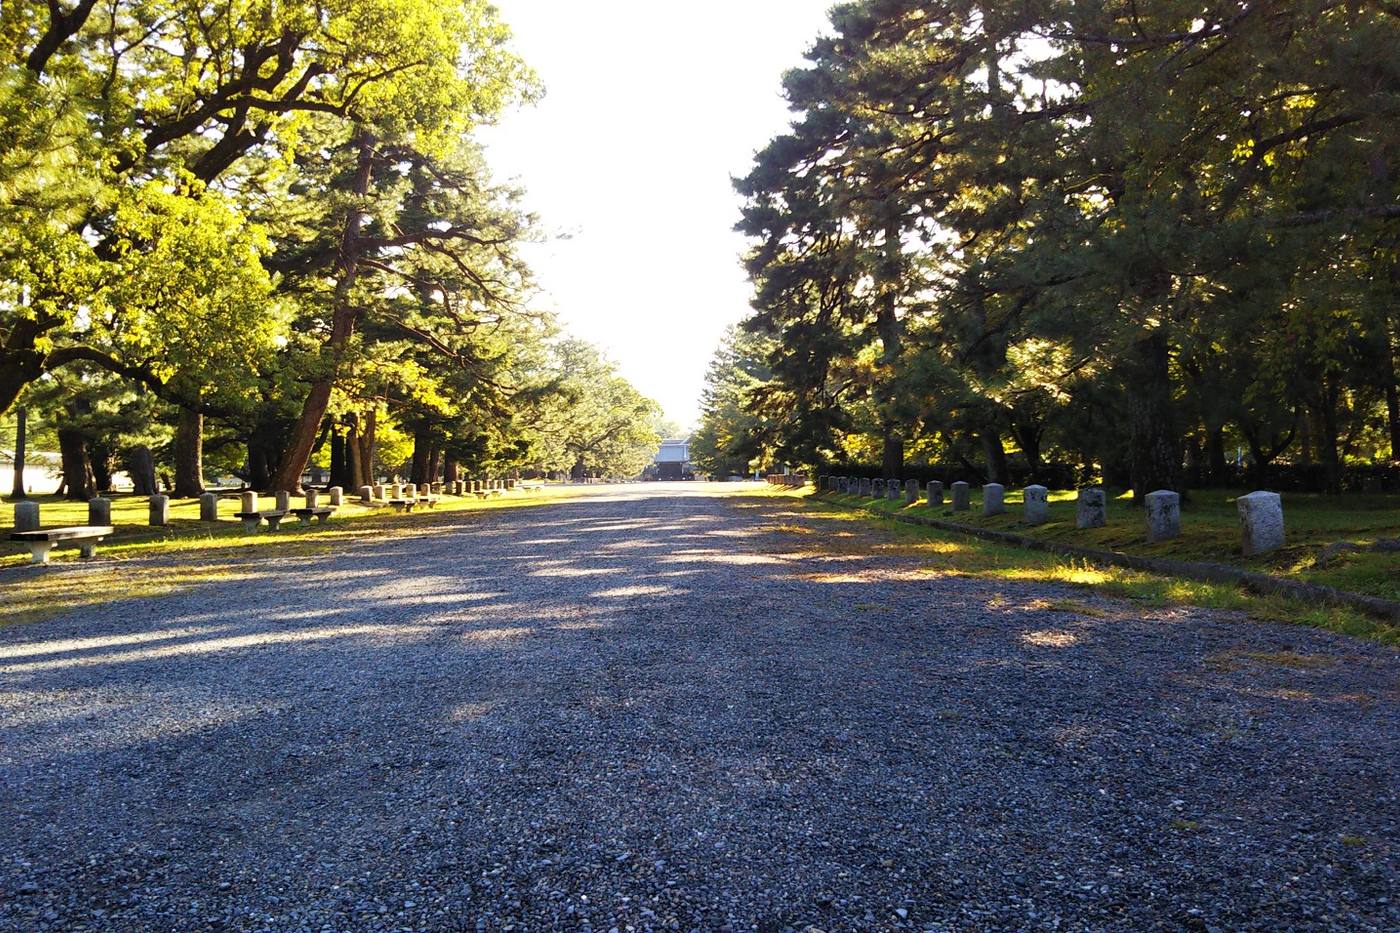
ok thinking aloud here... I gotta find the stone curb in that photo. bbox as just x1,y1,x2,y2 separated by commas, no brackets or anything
815,492,1400,623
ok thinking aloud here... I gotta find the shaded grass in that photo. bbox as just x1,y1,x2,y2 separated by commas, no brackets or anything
759,486,1399,644
822,485,1400,601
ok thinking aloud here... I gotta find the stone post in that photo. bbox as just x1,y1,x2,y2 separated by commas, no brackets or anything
1023,485,1049,525
359,486,373,505
1237,491,1284,556
404,483,417,499
886,479,900,501
241,491,259,514
14,500,40,532
199,492,219,522
926,481,944,506
951,481,970,512
149,495,170,526
983,483,1005,516
88,497,111,527
1145,490,1180,542
904,478,920,505
1076,488,1106,529
275,490,291,512
390,483,403,500
305,488,319,509
328,486,343,507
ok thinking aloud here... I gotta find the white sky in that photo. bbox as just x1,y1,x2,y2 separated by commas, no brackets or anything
478,1,834,430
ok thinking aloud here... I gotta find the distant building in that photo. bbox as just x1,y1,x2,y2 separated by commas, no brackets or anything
653,438,691,480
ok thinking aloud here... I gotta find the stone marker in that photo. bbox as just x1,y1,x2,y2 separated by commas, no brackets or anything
390,483,403,500
1023,485,1049,525
926,481,944,506
305,488,320,509
1237,490,1284,556
372,483,385,500
149,494,170,526
1076,487,1106,529
359,485,373,505
904,478,920,505
328,486,343,507
241,491,259,514
200,492,219,522
951,481,970,511
886,479,900,501
983,483,1005,516
89,497,111,526
404,483,417,499
275,490,291,512
14,500,40,532
1145,489,1180,542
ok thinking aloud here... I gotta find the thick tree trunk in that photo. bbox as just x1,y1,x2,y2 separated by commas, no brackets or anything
0,317,58,419
90,442,115,492
443,457,458,484
173,408,204,497
329,429,347,489
1318,381,1342,492
57,428,94,501
410,426,432,485
980,430,1009,485
1205,422,1228,487
1127,329,1182,500
427,444,442,485
357,407,377,487
273,131,375,493
11,405,26,497
127,445,157,495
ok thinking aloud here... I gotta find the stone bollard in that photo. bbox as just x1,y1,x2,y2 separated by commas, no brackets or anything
926,481,944,506
149,495,170,526
275,490,291,512
328,486,343,507
951,481,970,512
404,483,417,499
14,500,40,532
1023,485,1049,525
199,492,219,522
904,478,920,505
858,477,870,497
241,491,259,514
305,488,319,509
1237,491,1284,556
373,484,385,500
1076,488,1106,529
359,485,373,505
89,497,111,526
390,483,403,500
1145,490,1180,542
983,483,1005,516
886,479,901,501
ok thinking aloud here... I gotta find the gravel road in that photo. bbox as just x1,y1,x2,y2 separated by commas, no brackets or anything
2,482,1397,932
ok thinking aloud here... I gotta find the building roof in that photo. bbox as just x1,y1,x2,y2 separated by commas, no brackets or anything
654,438,690,463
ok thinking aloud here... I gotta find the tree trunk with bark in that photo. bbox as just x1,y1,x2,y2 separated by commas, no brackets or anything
427,444,442,485
11,405,26,497
273,130,376,493
980,430,1009,485
90,442,115,492
126,445,157,495
329,428,347,490
1126,328,1183,500
173,408,204,497
1205,422,1228,487
57,427,94,501
357,407,377,487
410,426,432,485
443,457,458,484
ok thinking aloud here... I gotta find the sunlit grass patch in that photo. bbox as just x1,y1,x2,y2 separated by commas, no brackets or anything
759,485,1398,644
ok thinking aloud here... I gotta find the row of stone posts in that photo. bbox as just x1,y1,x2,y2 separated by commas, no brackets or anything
12,487,350,531
815,475,1286,555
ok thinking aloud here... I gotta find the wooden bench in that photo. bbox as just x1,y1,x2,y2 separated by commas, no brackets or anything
10,526,115,565
235,509,289,532
289,506,336,525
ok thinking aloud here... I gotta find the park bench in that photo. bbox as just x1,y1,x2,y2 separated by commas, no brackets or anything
235,509,289,533
519,481,544,493
473,488,504,499
10,526,115,565
289,506,336,525
388,498,417,513
421,495,439,509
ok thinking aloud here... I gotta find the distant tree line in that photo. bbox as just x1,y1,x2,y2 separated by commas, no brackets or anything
696,1,1400,495
1,0,660,497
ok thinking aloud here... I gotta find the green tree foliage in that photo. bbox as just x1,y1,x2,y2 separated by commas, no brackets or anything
732,0,1400,493
692,325,775,477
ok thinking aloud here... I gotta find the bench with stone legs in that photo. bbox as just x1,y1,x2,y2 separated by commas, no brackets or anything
235,509,289,532
473,488,504,499
10,526,115,565
387,498,418,513
519,482,544,493
289,506,336,525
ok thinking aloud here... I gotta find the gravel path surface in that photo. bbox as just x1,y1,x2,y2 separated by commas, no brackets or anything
2,482,1397,932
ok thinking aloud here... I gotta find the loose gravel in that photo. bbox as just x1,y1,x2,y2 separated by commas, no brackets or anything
1,483,1397,932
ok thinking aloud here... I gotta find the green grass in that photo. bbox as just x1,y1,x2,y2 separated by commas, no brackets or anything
758,486,1399,644
821,485,1400,601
